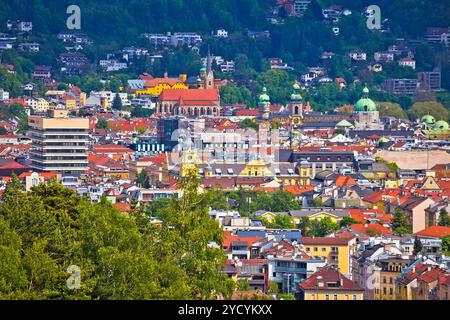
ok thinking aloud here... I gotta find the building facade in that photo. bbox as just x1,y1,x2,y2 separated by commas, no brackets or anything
28,110,89,176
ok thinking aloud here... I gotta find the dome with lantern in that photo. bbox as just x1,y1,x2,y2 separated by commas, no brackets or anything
354,86,377,112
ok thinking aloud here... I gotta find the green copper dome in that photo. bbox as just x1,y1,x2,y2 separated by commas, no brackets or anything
434,120,449,131
421,115,436,125
259,87,270,103
200,67,206,73
290,82,302,101
354,86,377,112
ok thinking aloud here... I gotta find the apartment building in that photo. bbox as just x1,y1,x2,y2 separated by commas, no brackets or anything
28,110,89,176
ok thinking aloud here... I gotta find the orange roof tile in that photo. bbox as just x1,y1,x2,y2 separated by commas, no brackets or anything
415,226,450,238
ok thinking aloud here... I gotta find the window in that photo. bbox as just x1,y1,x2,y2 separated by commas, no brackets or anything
334,294,338,300
322,248,326,252
353,294,357,300
314,247,318,252
306,247,310,252
325,294,329,300
273,272,276,277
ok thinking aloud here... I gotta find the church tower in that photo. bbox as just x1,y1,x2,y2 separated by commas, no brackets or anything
258,87,271,120
289,82,303,128
205,47,214,89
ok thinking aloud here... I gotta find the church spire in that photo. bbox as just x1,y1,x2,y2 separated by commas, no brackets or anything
204,46,214,89
206,46,212,74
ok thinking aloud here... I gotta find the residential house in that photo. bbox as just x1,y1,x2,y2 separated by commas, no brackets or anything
399,196,435,233
297,266,364,300
301,235,357,278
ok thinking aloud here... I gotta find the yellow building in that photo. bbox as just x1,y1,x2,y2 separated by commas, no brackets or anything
135,75,188,96
298,266,364,300
384,179,401,189
301,236,356,278
375,258,412,300
63,97,77,110
200,159,310,187
180,150,200,177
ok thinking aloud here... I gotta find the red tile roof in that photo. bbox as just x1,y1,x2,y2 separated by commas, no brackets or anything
298,266,363,291
335,175,357,187
92,144,134,154
235,109,260,117
222,231,263,249
159,89,219,101
415,226,450,238
350,223,393,236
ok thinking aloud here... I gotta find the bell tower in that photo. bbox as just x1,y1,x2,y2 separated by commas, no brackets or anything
289,82,303,128
205,47,214,89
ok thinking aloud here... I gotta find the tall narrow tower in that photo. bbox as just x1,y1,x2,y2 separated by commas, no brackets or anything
205,47,214,89
258,87,271,120
289,82,303,128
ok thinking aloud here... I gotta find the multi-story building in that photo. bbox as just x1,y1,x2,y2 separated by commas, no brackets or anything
7,20,32,32
301,236,357,278
417,71,441,91
424,27,450,46
398,57,416,70
291,151,355,178
18,42,40,52
28,110,89,176
374,51,394,63
377,257,412,300
267,252,326,294
32,65,52,82
297,266,364,300
384,78,418,95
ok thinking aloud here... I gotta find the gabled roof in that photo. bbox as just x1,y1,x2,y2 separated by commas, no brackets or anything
158,89,219,101
350,223,393,236
298,266,363,291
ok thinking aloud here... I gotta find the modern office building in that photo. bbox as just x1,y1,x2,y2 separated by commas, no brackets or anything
28,109,89,176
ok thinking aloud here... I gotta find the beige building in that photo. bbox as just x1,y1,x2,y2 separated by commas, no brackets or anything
399,197,435,233
28,109,89,176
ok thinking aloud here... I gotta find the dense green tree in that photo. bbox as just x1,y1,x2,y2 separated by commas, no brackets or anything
131,105,154,118
339,216,358,228
95,119,108,130
441,235,450,255
0,172,234,299
309,217,340,237
413,236,423,256
392,208,411,235
157,168,234,299
112,93,123,110
408,101,449,122
438,208,450,227
378,102,408,119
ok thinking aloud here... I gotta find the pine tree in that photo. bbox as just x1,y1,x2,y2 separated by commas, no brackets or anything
413,236,423,256
112,93,123,110
438,208,450,226
392,208,411,234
